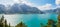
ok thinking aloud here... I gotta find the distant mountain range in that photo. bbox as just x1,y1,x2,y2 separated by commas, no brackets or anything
43,9,57,14
43,8,60,14
0,3,60,14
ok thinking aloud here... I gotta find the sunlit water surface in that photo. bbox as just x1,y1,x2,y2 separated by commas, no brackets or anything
0,14,58,27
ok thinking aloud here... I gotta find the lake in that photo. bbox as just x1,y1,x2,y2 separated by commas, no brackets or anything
0,13,58,27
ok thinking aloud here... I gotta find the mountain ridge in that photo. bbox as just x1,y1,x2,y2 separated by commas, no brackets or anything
0,3,44,14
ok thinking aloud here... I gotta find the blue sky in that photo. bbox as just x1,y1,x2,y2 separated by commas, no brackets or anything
28,0,55,6
0,0,60,10
27,0,57,10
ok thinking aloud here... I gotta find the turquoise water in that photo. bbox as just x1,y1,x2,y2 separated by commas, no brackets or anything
21,14,58,27
0,14,58,27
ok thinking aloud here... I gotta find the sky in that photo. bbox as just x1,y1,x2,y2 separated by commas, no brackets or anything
0,0,60,10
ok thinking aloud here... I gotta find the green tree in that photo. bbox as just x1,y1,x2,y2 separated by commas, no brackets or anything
5,19,8,27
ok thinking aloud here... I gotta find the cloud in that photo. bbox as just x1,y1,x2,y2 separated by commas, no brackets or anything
0,0,14,4
0,0,34,7
18,0,34,6
37,4,52,10
55,0,60,5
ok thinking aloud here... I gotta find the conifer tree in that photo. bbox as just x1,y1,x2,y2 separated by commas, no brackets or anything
5,19,8,27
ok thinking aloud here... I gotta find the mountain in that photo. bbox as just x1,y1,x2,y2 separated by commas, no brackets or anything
8,3,43,14
43,8,60,14
0,3,59,14
56,8,60,14
0,4,6,14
